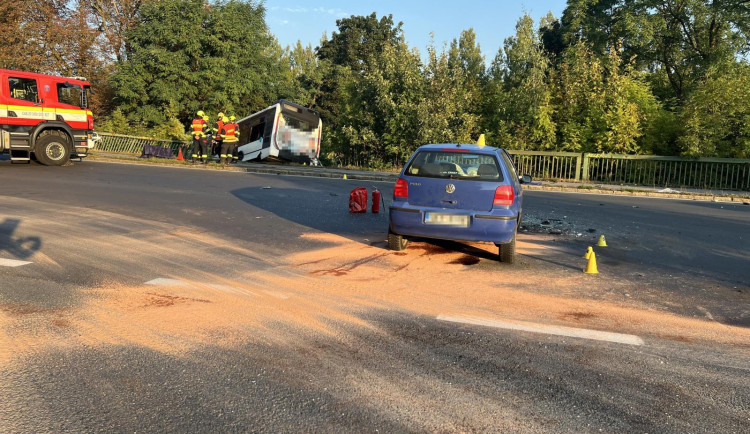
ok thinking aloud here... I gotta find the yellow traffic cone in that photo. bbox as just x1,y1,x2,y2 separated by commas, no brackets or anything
584,246,593,259
597,235,607,247
477,134,486,147
343,174,347,180
584,251,599,274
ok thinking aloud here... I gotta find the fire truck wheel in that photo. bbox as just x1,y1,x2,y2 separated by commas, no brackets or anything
35,130,71,166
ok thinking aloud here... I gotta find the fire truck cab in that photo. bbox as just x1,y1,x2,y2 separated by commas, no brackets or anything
0,69,95,166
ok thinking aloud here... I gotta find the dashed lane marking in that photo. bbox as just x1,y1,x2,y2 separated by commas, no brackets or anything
0,258,33,267
145,278,278,298
437,314,645,346
262,290,289,300
145,278,187,286
208,283,259,297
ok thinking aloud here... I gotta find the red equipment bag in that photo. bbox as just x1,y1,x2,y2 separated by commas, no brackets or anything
349,187,368,213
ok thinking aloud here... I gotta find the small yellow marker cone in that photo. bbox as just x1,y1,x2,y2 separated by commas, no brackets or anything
343,174,347,180
597,235,608,247
477,134,486,147
584,251,599,274
584,246,593,259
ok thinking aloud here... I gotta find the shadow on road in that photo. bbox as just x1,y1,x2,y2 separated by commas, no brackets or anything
0,218,42,259
231,186,390,245
406,238,500,261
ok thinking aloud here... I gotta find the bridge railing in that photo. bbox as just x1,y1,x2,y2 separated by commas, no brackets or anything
582,154,750,191
508,150,582,182
95,133,187,154
506,150,749,191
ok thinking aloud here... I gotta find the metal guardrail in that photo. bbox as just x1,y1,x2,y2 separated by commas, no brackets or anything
507,150,749,191
508,150,582,182
95,133,187,154
582,154,750,191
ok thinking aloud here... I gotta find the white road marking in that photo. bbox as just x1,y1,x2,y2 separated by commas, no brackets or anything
0,258,32,267
262,290,289,299
145,278,188,286
209,283,259,297
697,306,715,321
144,278,280,298
437,314,645,346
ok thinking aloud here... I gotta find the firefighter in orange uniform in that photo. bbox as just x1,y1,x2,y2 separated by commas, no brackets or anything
190,111,208,162
229,115,240,163
201,114,211,162
219,116,239,164
212,112,225,159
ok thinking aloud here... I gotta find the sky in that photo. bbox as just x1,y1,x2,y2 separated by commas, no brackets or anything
264,0,569,61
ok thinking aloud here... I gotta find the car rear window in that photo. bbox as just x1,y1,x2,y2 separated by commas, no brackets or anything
405,150,504,181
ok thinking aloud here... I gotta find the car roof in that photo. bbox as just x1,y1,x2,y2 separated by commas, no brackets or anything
416,143,504,154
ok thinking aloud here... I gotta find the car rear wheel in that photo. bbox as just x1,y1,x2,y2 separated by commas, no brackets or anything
498,232,516,264
387,230,409,251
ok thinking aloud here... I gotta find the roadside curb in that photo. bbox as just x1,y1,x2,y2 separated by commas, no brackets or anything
87,153,750,203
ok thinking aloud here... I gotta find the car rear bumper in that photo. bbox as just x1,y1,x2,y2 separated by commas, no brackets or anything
389,206,518,244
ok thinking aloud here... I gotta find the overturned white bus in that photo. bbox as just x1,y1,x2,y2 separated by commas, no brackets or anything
236,100,322,165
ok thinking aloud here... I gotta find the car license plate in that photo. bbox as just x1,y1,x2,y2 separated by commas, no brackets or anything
424,212,470,227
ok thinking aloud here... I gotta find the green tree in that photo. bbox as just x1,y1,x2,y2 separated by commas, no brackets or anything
287,41,328,108
551,41,664,154
317,13,403,71
111,0,288,130
550,41,604,152
600,46,654,154
561,0,637,55
335,41,423,167
484,14,556,150
446,29,486,141
315,13,409,166
420,38,480,145
561,0,750,102
679,63,750,158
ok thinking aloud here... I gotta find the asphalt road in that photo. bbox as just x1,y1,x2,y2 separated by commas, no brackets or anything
1,160,748,433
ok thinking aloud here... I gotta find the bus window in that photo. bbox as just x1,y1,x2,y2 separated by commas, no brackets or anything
9,77,38,103
283,116,313,132
249,122,265,141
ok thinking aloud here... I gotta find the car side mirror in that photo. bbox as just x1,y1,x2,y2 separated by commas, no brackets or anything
520,174,532,184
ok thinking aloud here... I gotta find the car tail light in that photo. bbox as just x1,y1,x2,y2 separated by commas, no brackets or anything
493,185,514,206
394,178,408,199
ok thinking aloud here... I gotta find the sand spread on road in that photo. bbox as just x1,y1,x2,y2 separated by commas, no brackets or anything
2,229,748,368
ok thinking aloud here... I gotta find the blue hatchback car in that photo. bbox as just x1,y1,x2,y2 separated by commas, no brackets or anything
388,143,531,263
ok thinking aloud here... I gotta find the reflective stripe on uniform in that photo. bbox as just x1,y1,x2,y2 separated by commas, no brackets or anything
222,124,239,142
191,118,206,137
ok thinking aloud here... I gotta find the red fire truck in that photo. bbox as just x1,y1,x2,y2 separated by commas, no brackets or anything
0,69,95,166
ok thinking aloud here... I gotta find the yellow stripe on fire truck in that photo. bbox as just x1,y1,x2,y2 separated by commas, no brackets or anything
0,105,92,122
